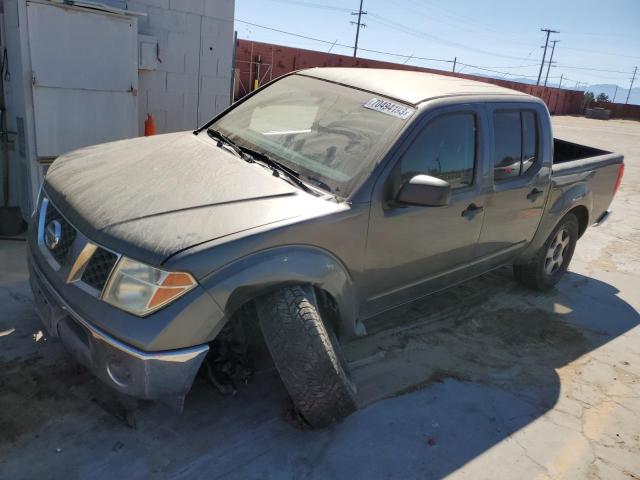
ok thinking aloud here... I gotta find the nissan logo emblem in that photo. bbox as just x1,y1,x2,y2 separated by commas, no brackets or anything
45,220,62,251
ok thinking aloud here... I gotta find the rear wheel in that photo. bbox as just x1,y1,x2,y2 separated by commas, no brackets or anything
514,213,579,290
257,285,357,428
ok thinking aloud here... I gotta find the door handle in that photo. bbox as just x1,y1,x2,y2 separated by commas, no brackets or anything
462,203,484,219
527,188,544,201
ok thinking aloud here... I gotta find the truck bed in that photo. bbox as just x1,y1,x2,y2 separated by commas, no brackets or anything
553,138,623,174
551,138,624,225
553,138,608,164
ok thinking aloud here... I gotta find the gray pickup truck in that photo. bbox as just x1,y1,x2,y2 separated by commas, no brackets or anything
28,68,624,427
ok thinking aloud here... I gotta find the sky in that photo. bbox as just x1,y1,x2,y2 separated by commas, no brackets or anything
234,0,640,92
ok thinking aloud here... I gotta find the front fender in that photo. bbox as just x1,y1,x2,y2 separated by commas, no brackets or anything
199,246,360,340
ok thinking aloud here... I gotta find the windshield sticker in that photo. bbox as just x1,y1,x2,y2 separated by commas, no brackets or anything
363,98,415,120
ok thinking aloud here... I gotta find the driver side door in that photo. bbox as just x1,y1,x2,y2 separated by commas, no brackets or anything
362,105,488,317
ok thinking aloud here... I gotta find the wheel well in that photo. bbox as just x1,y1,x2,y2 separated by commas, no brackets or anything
313,286,342,338
567,205,589,237
228,285,343,339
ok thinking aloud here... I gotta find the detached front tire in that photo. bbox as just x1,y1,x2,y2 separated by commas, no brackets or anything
514,213,579,290
257,285,357,428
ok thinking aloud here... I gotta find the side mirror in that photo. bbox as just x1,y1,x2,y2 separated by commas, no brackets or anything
396,174,451,207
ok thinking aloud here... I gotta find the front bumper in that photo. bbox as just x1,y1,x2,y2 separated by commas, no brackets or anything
29,257,208,400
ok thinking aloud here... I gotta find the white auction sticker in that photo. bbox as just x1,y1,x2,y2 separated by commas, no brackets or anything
363,98,415,120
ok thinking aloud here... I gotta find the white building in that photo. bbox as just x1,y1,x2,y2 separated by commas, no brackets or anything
0,0,235,224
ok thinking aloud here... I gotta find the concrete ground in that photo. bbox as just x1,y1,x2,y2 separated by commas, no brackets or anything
1,116,639,479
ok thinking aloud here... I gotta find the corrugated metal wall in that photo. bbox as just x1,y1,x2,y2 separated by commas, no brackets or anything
589,101,640,119
234,40,585,115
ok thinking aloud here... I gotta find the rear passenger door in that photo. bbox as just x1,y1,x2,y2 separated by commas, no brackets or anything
476,104,550,263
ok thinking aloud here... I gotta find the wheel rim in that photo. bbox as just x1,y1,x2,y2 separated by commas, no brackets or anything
544,228,571,275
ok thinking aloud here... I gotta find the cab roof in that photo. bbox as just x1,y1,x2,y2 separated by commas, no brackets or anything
300,67,531,106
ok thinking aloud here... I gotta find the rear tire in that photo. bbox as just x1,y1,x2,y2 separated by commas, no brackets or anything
257,285,357,428
514,213,579,291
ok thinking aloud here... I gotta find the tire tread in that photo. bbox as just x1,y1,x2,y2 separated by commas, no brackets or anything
257,285,357,428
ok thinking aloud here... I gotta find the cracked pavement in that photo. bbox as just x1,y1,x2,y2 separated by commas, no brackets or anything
0,116,639,479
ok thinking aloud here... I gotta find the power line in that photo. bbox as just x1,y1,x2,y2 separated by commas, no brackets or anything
235,19,453,63
234,19,622,88
266,0,351,12
367,14,536,61
402,0,526,39
236,19,343,47
456,62,542,79
256,0,636,77
245,4,634,78
554,64,635,74
561,46,640,61
537,28,559,85
351,0,367,57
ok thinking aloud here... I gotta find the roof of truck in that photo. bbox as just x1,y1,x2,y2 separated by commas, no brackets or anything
300,67,531,105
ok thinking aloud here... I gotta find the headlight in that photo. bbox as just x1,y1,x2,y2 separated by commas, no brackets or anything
102,257,197,316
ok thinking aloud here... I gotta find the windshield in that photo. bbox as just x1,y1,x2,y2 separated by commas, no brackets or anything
211,74,413,197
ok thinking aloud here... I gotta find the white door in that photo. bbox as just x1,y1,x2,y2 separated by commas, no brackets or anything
27,2,138,158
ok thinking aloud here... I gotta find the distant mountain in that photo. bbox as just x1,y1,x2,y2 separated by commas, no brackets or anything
466,73,640,106
586,84,640,105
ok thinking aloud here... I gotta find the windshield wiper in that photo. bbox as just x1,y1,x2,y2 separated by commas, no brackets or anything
206,131,318,196
207,128,244,158
236,146,317,195
303,175,334,195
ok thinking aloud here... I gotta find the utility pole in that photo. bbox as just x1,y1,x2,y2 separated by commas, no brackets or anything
558,74,563,90
612,85,618,103
537,28,559,86
626,66,637,104
452,57,457,73
351,0,367,58
544,40,559,87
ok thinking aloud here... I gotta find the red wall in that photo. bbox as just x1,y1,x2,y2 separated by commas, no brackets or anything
588,101,640,120
234,39,585,115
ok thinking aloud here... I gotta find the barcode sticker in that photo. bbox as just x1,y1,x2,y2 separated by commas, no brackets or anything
363,98,415,120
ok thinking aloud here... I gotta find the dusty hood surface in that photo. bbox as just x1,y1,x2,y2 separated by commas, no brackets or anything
45,132,334,266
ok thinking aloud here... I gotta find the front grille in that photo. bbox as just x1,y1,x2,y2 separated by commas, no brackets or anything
37,195,122,298
44,202,77,265
81,247,119,291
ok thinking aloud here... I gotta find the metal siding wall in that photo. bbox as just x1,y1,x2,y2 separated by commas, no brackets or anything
589,102,640,119
27,3,138,157
234,40,585,115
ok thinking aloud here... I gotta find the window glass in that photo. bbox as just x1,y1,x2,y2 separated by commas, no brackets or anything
493,111,522,181
521,111,538,174
213,75,409,196
401,113,475,189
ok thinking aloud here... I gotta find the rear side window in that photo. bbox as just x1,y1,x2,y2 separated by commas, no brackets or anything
493,110,538,181
401,113,476,189
521,111,538,174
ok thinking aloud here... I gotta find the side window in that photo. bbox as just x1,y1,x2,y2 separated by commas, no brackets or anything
493,112,521,181
521,111,538,174
401,113,475,189
493,110,539,181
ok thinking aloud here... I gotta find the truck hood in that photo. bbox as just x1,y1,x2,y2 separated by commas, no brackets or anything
44,132,336,266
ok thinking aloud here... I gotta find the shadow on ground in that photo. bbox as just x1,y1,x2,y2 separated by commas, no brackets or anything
0,239,638,479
